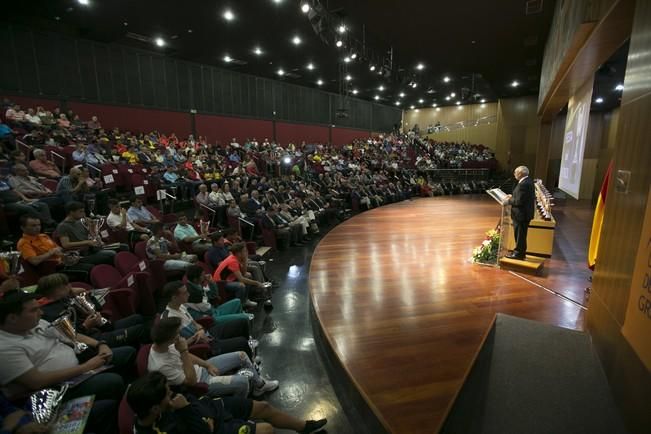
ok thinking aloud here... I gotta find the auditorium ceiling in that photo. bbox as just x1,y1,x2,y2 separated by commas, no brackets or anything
6,0,564,109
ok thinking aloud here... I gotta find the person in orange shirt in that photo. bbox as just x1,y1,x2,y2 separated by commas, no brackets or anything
17,214,94,278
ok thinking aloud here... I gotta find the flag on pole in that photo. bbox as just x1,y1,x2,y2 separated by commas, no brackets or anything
588,161,613,270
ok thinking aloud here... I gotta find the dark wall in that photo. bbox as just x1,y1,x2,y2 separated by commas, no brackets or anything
0,24,401,132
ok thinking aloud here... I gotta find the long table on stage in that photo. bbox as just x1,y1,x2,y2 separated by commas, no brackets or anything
309,196,585,434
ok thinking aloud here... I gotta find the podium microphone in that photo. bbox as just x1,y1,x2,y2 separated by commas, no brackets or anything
489,177,513,191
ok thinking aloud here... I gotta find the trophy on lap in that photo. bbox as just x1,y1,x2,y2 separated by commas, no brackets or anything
0,251,22,276
199,219,210,238
51,312,89,354
80,216,105,243
71,293,109,326
30,384,69,426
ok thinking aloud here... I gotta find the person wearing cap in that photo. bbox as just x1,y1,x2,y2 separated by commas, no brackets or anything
0,289,135,402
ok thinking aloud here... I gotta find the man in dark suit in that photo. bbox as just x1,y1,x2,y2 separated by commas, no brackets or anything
504,166,535,260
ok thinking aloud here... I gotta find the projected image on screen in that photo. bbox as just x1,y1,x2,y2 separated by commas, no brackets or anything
559,77,594,199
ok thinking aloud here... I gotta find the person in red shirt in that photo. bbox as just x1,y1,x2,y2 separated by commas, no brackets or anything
213,243,263,309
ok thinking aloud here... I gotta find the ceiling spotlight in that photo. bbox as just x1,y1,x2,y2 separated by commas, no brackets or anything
480,98,486,103
418,99,424,104
154,37,166,47
307,63,315,70
378,85,384,91
273,0,283,3
77,0,90,5
615,84,624,91
445,96,450,101
344,56,351,63
336,40,343,48
410,105,415,110
338,25,347,34
416,63,425,70
352,89,359,95
511,80,519,87
351,53,357,59
316,79,323,86
187,28,193,33
456,101,461,105
395,101,401,106
595,97,604,103
223,9,235,21
300,2,310,13
443,76,451,83
399,92,405,98
292,36,302,45
277,68,285,76
411,82,418,88
223,55,232,62
253,47,263,55
369,65,376,71
345,74,352,81
374,95,380,100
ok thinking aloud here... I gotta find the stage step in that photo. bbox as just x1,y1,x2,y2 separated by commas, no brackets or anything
499,255,545,274
256,246,272,257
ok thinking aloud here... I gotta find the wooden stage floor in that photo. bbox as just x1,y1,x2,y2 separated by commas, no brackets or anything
309,195,587,434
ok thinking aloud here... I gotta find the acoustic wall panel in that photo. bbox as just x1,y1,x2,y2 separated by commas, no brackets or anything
164,58,179,110
110,47,128,104
33,34,61,96
94,45,114,103
0,26,20,92
151,56,167,108
139,54,155,107
123,50,142,105
13,28,39,95
177,62,191,110
77,40,98,101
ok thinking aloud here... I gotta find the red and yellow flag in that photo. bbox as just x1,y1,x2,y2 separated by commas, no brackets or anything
588,161,613,269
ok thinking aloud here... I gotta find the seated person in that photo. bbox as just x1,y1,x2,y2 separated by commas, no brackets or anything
127,372,326,434
173,215,211,254
56,201,117,265
29,149,62,179
162,281,252,357
148,318,277,398
35,273,147,348
0,174,56,230
0,289,135,402
127,197,160,227
17,215,95,278
56,167,89,204
146,223,195,271
184,265,251,325
106,199,150,245
205,232,230,270
213,243,266,309
8,163,63,208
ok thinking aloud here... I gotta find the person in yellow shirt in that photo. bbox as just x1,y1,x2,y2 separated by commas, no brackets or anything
121,146,140,164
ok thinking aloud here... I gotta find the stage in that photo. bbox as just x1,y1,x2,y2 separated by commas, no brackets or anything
309,195,589,434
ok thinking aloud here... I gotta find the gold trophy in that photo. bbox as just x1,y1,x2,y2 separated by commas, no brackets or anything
72,294,109,326
51,313,89,354
199,219,210,237
0,251,21,275
80,216,105,243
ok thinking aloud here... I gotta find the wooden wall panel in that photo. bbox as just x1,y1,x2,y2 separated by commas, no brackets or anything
496,96,540,174
587,1,651,432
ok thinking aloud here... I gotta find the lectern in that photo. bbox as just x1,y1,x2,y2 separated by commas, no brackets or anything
486,188,512,265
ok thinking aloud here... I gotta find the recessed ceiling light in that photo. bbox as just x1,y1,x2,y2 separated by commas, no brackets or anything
307,63,315,70
154,37,166,47
345,74,352,81
344,56,351,63
352,89,359,95
369,65,376,71
418,99,424,104
436,107,441,111
351,53,357,59
410,105,415,110
277,68,285,76
336,40,343,48
395,101,400,106
292,36,302,45
615,84,624,91
223,55,232,62
399,92,405,98
300,2,310,13
456,101,461,105
416,63,425,70
187,29,193,33
123,22,129,26
445,96,450,101
595,97,604,103
411,82,418,88
511,80,519,87
223,9,235,21
272,0,283,3
77,0,90,5
480,98,486,103
374,95,380,100
316,79,323,86
378,85,384,91
254,47,263,55
443,76,451,83
54,16,61,21
338,25,347,34
450,92,456,98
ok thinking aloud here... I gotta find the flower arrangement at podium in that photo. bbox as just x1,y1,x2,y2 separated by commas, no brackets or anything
471,229,501,264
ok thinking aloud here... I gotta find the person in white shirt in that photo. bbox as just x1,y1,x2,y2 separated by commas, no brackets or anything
106,199,150,245
148,317,278,398
24,108,41,125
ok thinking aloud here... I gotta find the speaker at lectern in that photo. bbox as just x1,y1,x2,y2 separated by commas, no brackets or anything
486,188,512,264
